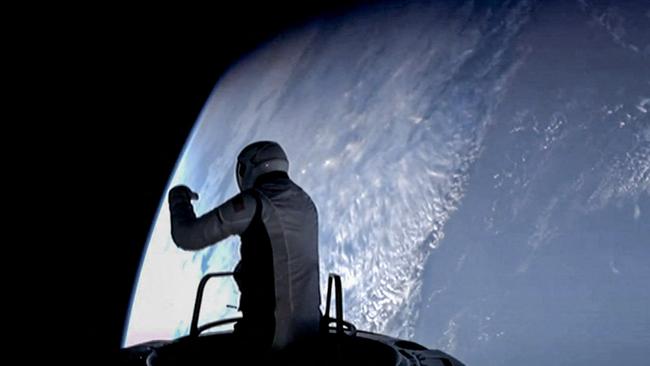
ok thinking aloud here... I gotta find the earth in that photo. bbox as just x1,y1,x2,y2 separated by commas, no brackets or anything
124,1,650,365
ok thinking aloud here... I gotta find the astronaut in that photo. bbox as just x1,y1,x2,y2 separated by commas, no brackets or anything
167,141,321,351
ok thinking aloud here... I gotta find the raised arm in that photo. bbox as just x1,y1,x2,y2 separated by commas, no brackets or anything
168,185,257,251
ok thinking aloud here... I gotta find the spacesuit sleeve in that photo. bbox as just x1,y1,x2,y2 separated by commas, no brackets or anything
169,191,257,251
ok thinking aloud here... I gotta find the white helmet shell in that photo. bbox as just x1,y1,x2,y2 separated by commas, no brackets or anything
236,141,289,191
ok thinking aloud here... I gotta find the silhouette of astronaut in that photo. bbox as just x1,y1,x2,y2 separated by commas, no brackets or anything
168,141,321,350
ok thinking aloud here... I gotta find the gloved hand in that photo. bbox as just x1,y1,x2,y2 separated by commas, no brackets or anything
168,185,199,205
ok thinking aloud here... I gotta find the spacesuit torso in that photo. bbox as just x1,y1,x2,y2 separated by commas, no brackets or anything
169,171,321,350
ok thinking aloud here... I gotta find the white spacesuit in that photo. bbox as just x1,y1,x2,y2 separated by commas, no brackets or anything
168,141,321,350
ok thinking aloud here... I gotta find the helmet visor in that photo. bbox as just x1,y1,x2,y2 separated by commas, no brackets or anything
236,161,246,191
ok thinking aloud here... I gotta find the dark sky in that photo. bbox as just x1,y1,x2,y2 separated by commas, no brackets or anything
39,1,375,357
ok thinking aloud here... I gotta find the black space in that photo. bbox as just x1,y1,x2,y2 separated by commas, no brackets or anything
30,1,378,357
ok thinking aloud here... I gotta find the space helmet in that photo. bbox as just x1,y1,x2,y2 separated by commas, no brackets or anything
236,141,289,191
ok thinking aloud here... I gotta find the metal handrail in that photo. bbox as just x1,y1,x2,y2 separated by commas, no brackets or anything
191,272,355,339
190,272,236,337
324,273,355,336
196,317,242,334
